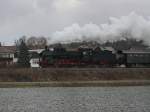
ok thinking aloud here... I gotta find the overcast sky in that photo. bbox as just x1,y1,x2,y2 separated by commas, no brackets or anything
0,0,150,45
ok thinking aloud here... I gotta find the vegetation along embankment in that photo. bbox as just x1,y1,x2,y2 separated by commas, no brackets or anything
0,68,150,87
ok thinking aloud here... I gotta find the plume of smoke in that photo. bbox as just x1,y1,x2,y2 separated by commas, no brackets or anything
50,12,150,45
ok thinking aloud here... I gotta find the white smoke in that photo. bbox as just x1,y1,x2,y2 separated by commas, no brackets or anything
51,12,150,45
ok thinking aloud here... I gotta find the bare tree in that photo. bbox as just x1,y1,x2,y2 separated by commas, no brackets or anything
27,36,47,48
37,37,47,47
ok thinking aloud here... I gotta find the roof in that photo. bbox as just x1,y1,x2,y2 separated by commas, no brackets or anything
0,46,16,53
28,46,46,50
29,52,40,58
29,49,44,54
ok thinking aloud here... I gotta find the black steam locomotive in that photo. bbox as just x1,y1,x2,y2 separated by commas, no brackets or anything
39,46,150,68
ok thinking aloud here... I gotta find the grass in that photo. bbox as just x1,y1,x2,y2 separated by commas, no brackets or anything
0,68,150,82
0,68,150,87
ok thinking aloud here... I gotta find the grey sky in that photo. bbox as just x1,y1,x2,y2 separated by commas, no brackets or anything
0,0,150,45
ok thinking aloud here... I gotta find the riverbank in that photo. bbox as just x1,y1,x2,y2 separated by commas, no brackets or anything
0,80,150,88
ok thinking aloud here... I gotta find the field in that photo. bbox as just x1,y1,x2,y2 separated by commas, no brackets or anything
0,68,150,82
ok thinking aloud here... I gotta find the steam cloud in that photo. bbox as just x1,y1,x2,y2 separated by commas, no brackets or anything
50,12,150,45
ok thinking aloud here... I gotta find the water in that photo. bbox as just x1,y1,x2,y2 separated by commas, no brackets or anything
0,86,150,112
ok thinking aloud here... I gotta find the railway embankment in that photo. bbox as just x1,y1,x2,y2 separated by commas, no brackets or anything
0,68,150,87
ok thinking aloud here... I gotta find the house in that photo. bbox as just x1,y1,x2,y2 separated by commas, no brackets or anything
29,49,44,67
0,45,45,68
0,46,16,67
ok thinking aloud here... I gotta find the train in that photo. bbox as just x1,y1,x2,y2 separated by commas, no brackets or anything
39,46,150,68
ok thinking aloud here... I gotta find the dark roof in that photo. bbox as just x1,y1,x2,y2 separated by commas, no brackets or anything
28,46,45,50
0,46,16,53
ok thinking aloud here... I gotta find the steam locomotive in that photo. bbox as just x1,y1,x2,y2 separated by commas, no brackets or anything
39,46,150,68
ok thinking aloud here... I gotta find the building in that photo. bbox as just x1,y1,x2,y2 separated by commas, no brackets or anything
0,46,16,67
0,45,45,68
29,49,44,67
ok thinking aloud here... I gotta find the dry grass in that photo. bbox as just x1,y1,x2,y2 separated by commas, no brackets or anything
0,68,150,82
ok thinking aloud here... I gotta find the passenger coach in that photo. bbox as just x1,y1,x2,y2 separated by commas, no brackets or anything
123,50,150,67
